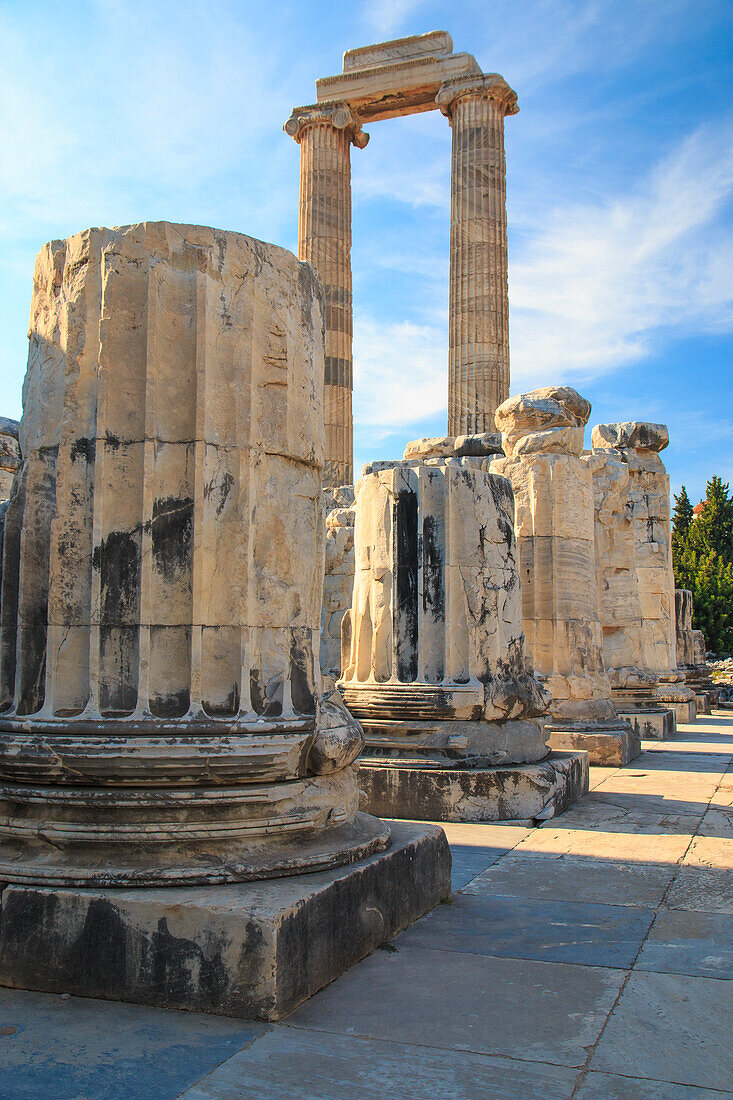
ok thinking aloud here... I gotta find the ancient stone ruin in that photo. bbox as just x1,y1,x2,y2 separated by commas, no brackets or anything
0,418,20,505
285,31,517,484
338,437,589,821
0,222,449,1018
492,387,640,766
584,445,675,740
592,422,697,723
676,589,716,712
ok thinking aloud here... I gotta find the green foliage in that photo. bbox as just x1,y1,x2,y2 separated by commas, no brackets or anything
673,477,733,652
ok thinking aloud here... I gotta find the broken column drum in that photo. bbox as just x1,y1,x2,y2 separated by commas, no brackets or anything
592,422,696,722
676,589,715,711
339,451,589,822
492,387,639,766
0,222,389,887
0,418,20,504
585,447,674,740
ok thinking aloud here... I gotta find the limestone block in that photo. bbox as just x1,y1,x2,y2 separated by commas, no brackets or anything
0,222,392,887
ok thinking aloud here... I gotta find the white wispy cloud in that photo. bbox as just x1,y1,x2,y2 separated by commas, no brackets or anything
509,121,733,388
363,0,432,38
353,317,447,427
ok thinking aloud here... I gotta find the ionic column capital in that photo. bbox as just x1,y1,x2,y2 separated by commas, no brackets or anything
283,102,370,148
436,73,519,119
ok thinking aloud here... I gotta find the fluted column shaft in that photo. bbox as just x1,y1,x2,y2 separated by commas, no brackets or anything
438,76,518,437
286,104,368,487
299,123,352,485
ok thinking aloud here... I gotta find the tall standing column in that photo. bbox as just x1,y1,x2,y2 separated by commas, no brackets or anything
437,74,518,437
284,103,368,487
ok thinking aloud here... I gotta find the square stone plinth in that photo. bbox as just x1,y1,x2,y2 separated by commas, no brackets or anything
0,822,449,1021
546,725,641,766
617,707,676,741
357,751,588,823
695,694,712,715
659,699,697,723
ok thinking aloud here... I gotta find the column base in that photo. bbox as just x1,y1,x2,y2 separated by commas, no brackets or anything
545,723,640,766
0,820,450,1021
616,707,676,741
356,751,588,823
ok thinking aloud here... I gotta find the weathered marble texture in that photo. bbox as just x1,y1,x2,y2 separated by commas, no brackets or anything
584,448,658,699
0,418,20,503
0,222,388,886
591,424,678,676
492,388,621,727
340,458,551,767
675,589,696,668
321,484,355,686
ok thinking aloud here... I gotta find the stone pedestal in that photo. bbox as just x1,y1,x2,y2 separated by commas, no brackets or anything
0,820,448,1021
284,104,368,486
437,76,518,436
585,447,674,741
339,441,588,822
592,422,696,723
0,223,447,1013
492,388,638,767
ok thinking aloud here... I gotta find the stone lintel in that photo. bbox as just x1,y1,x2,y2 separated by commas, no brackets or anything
357,751,589,823
343,31,453,71
315,52,481,122
0,821,451,1021
283,102,369,147
436,72,519,118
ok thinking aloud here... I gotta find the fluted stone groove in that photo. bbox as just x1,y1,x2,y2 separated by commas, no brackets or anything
438,76,517,437
285,104,367,487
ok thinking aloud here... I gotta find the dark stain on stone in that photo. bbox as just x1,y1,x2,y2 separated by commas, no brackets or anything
394,486,418,683
204,681,240,718
289,627,316,715
151,496,193,581
70,436,95,464
66,898,129,993
147,916,229,1005
150,687,190,720
96,529,140,622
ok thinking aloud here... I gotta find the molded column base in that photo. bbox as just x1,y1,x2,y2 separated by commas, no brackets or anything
0,821,449,1021
357,751,588,823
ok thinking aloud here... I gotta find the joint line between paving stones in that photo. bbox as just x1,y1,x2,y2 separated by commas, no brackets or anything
173,1026,275,1098
569,737,729,1098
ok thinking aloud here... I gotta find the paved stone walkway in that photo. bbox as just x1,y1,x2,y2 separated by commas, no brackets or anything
1,716,731,1098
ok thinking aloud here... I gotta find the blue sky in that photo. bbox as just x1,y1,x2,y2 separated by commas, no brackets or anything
1,0,731,502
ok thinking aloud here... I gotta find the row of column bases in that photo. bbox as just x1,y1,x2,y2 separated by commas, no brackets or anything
285,76,518,486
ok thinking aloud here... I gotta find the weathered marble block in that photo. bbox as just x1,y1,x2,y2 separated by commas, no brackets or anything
676,590,716,709
0,222,388,887
584,447,673,740
492,387,638,766
592,422,696,722
338,444,588,821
